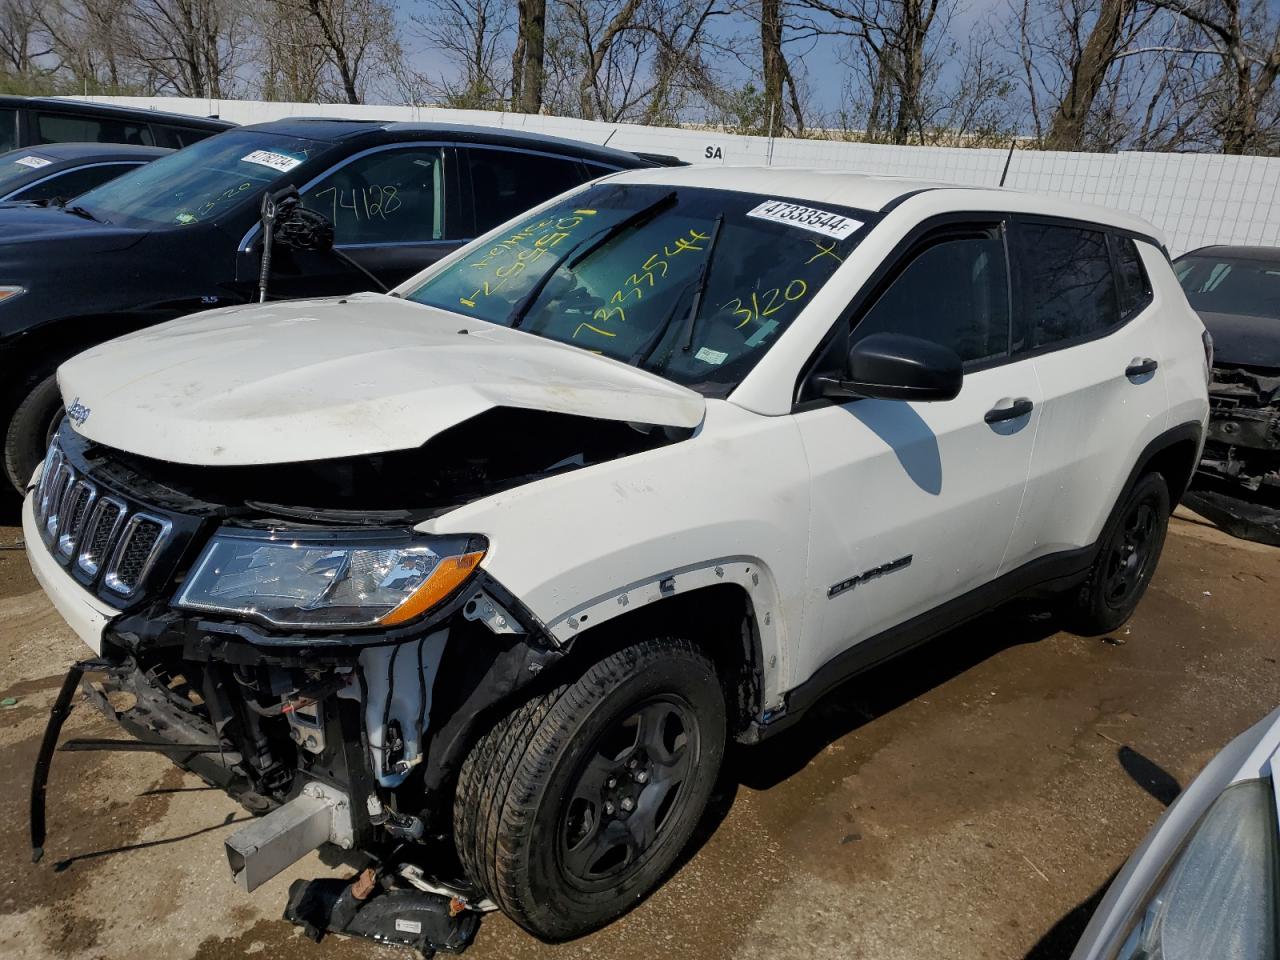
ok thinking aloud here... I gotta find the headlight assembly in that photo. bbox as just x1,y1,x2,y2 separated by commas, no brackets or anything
0,285,26,304
174,528,487,630
1112,778,1278,960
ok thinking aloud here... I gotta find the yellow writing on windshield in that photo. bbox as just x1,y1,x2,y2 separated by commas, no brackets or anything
457,210,597,311
575,225,710,340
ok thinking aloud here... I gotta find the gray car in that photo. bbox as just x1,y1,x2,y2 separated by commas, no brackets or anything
1070,706,1280,959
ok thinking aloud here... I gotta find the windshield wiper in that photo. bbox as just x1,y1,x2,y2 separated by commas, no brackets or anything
59,203,103,223
630,214,725,371
509,190,677,330
678,213,724,353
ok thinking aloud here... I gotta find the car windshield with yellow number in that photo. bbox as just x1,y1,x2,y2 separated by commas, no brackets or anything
405,183,876,394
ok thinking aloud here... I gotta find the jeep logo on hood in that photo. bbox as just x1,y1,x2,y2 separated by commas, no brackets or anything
66,398,91,427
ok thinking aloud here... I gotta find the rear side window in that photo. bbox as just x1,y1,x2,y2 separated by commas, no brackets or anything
1018,223,1119,349
851,229,1010,365
35,111,154,146
1114,236,1151,317
464,148,592,235
0,109,16,153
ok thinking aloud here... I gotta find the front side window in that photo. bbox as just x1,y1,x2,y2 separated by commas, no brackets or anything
406,183,874,393
73,130,330,228
1175,254,1280,319
302,146,444,245
851,229,1010,365
1018,223,1120,349
13,162,140,204
464,148,595,235
35,111,153,146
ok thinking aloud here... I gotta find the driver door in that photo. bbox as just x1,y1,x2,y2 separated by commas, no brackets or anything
265,144,464,298
792,219,1042,687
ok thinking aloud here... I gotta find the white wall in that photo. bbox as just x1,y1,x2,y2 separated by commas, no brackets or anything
77,95,1280,256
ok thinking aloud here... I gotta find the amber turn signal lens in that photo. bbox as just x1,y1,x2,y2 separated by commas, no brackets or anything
379,550,486,626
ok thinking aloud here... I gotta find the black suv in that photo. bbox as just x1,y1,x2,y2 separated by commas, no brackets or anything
0,96,233,152
0,119,658,491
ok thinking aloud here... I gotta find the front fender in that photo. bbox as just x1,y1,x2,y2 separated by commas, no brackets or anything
421,400,813,711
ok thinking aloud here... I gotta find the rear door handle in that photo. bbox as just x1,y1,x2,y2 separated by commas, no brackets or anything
1126,357,1159,379
984,397,1034,424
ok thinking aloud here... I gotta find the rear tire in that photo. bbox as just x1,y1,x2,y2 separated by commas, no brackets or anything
454,637,726,941
1062,472,1170,636
4,373,64,493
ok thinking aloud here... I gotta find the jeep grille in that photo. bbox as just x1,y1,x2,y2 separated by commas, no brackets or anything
34,450,173,600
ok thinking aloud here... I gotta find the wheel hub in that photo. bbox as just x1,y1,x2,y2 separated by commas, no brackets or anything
558,696,697,888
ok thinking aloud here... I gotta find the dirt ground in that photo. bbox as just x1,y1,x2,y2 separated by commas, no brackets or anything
0,494,1276,960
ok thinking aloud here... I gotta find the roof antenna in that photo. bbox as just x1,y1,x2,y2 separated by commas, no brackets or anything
998,138,1016,187
603,128,618,147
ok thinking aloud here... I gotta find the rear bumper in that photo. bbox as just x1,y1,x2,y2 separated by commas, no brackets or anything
22,493,117,654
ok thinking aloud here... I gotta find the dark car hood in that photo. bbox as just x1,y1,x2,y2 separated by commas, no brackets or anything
0,203,145,253
1199,310,1280,371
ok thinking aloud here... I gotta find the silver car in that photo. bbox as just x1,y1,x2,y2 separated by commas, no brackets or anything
1071,707,1280,959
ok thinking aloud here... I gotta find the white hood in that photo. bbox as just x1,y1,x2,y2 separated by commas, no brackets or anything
58,293,705,466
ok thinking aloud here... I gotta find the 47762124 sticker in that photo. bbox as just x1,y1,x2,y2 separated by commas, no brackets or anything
746,200,863,240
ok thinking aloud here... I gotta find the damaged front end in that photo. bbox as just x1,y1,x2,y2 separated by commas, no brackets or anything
26,421,604,956
1187,365,1280,545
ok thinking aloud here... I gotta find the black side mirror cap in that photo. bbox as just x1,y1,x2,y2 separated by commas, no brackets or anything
818,332,963,402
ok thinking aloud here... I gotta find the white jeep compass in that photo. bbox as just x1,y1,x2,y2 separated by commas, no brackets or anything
24,166,1210,951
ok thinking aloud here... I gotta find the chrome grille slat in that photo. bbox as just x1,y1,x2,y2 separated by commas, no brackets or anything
56,480,97,558
77,497,127,577
34,447,63,523
43,463,76,541
104,513,173,598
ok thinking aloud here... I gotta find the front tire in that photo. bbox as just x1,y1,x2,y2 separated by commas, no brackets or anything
1062,472,1170,635
454,637,726,941
4,373,64,494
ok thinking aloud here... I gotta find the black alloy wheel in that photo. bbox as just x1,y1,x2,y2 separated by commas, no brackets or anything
559,695,698,887
1063,471,1170,635
1103,498,1160,609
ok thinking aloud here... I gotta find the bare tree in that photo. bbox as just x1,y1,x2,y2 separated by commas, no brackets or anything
795,0,946,143
511,0,547,112
758,0,806,133
38,0,135,92
115,0,246,98
418,0,513,108
1042,0,1137,147
0,0,50,79
640,0,726,125
257,0,329,101
1150,0,1280,154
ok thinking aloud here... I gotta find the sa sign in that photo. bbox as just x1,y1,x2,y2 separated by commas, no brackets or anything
703,144,724,162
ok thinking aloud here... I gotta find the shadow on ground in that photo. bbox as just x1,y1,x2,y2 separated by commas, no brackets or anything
1021,747,1181,958
730,602,1061,791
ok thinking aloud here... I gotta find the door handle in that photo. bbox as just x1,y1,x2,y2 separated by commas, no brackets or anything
984,397,1034,424
1126,357,1159,379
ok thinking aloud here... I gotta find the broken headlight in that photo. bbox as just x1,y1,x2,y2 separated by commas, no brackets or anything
174,528,487,630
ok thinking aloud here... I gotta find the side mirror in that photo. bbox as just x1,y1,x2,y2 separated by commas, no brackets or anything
818,332,963,402
274,205,334,254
